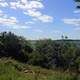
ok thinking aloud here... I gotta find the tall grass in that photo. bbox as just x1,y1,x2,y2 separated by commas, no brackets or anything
0,58,79,80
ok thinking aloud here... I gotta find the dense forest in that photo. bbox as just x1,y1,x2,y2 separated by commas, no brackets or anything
0,32,80,74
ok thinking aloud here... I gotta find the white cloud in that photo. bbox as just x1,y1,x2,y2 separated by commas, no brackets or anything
63,19,80,26
28,1,44,9
24,10,53,23
38,15,53,23
10,17,18,22
9,0,44,10
25,21,35,24
0,10,3,13
21,0,28,4
25,10,41,17
0,0,53,23
0,10,4,16
0,11,32,29
74,10,80,13
0,16,31,29
0,11,8,18
0,12,8,19
10,2,16,9
0,17,17,25
0,2,8,7
11,25,31,29
0,0,5,1
0,12,18,27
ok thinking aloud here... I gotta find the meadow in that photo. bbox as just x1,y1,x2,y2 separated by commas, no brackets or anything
0,58,80,80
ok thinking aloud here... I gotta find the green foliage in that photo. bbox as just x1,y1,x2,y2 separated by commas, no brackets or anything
0,58,80,80
35,39,56,68
28,51,44,66
0,32,33,62
0,31,80,74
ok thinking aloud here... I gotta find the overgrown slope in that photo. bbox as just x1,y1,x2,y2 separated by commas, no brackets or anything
0,58,80,80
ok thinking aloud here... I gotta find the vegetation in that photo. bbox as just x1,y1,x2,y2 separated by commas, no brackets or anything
74,0,80,8
75,0,80,2
0,32,33,62
0,58,80,80
0,32,80,80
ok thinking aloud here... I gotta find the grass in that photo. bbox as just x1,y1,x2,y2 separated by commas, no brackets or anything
0,58,79,80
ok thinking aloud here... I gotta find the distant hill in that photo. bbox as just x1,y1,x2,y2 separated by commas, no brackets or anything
30,39,80,47
55,39,80,47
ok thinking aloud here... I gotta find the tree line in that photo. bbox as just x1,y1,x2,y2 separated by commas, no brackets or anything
0,32,80,73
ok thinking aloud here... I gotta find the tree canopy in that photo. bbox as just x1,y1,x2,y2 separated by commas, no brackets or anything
0,32,33,62
0,32,80,73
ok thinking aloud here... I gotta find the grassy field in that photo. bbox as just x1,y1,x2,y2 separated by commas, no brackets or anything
0,58,79,80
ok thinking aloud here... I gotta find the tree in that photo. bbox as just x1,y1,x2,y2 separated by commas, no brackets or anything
28,51,44,66
61,35,64,40
74,0,80,8
34,39,56,68
65,36,68,40
0,32,33,62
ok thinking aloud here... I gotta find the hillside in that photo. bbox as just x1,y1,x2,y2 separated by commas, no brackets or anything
56,40,80,47
0,32,80,80
30,39,80,47
0,58,80,80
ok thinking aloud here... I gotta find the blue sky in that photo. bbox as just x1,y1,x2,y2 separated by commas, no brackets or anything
0,0,80,40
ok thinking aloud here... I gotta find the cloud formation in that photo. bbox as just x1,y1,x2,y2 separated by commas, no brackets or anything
74,10,80,13
24,10,53,22
0,11,18,25
10,0,44,10
10,25,31,29
63,19,80,26
0,0,53,23
0,11,31,29
0,2,8,7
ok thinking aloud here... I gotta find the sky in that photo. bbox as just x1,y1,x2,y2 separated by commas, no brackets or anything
0,0,80,40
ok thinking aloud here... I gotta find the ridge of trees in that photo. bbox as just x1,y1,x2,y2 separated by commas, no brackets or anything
0,32,80,73
0,32,33,62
